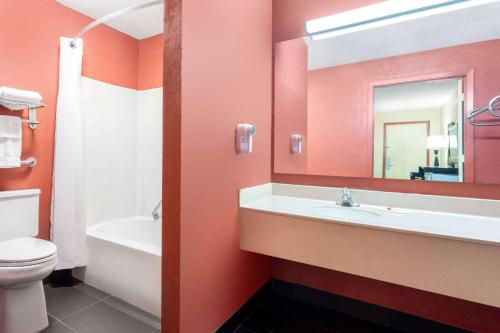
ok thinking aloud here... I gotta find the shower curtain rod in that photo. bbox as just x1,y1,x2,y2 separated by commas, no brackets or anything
70,0,163,47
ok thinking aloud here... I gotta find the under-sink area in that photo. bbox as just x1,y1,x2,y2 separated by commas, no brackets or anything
239,183,500,309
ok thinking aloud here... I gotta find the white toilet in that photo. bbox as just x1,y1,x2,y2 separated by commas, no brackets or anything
0,189,57,333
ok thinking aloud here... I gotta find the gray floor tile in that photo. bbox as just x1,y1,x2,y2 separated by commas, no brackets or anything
241,307,283,332
45,284,100,319
103,296,161,329
41,321,76,333
233,326,254,333
63,302,155,333
48,314,58,324
74,282,110,300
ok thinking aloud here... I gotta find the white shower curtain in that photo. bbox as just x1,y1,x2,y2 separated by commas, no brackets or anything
51,37,87,270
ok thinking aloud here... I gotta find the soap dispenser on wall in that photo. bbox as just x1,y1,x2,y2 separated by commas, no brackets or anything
235,124,256,154
290,134,303,154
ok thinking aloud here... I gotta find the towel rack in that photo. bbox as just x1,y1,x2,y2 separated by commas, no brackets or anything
466,96,500,126
21,103,45,129
20,157,37,168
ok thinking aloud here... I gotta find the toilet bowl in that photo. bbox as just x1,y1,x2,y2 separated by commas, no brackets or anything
0,237,57,333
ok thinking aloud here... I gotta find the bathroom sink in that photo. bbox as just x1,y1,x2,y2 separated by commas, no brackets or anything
305,205,381,221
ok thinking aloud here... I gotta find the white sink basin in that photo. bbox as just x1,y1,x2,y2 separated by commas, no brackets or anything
306,205,381,221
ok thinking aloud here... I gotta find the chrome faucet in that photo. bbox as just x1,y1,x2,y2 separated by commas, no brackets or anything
336,188,359,207
152,200,162,220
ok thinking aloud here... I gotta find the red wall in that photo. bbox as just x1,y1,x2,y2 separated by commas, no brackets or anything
272,1,500,331
274,38,308,174
0,0,163,240
306,39,500,183
179,0,272,331
138,34,164,90
307,64,370,177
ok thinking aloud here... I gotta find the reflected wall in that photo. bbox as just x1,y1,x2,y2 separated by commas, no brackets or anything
274,38,500,185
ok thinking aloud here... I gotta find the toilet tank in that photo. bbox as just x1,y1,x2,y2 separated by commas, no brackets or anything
0,189,41,241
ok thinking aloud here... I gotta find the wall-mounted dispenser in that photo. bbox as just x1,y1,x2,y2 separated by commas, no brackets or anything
235,124,256,154
290,134,303,154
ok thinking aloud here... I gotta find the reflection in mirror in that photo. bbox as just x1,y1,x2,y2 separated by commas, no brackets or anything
373,78,463,182
273,0,500,185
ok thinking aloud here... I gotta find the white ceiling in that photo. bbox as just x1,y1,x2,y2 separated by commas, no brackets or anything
306,1,500,70
374,78,459,114
57,0,164,40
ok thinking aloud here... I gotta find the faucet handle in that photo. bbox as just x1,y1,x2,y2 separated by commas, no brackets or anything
337,188,360,207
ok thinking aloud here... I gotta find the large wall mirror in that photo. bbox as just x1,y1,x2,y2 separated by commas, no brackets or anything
274,0,500,185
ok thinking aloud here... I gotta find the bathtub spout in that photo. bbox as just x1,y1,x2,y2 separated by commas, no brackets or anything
152,200,162,220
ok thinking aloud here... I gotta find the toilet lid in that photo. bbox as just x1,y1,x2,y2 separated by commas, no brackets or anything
0,237,57,263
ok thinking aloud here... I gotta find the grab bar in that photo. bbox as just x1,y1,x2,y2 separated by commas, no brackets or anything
152,200,162,220
21,157,37,168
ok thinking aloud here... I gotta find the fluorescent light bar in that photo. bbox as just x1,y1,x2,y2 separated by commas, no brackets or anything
305,0,471,40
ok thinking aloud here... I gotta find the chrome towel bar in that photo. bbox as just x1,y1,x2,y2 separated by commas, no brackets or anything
466,95,500,126
20,157,37,168
21,104,45,129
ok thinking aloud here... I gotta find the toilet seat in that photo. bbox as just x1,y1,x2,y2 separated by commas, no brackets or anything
0,237,57,267
0,253,57,267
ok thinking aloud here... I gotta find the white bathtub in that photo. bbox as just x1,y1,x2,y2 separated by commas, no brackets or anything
74,217,161,317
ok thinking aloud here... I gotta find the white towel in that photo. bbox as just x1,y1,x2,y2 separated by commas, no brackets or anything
0,86,43,110
0,115,22,168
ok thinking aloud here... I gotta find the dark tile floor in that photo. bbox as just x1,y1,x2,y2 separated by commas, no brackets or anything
233,293,404,333
42,282,160,333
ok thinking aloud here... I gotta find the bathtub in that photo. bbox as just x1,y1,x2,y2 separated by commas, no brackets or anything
74,217,161,317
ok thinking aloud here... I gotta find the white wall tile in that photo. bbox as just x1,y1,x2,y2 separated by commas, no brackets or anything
137,88,163,216
83,77,139,225
82,78,163,225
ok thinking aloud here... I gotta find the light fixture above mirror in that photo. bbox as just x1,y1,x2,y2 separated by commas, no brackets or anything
305,0,496,40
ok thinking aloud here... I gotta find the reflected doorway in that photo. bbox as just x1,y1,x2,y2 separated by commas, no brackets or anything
373,77,464,182
383,121,430,179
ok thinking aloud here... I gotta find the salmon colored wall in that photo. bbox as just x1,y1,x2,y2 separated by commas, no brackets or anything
0,0,163,240
274,38,308,174
306,39,500,184
306,65,370,177
81,30,138,91
272,0,500,331
180,0,272,331
138,34,164,90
